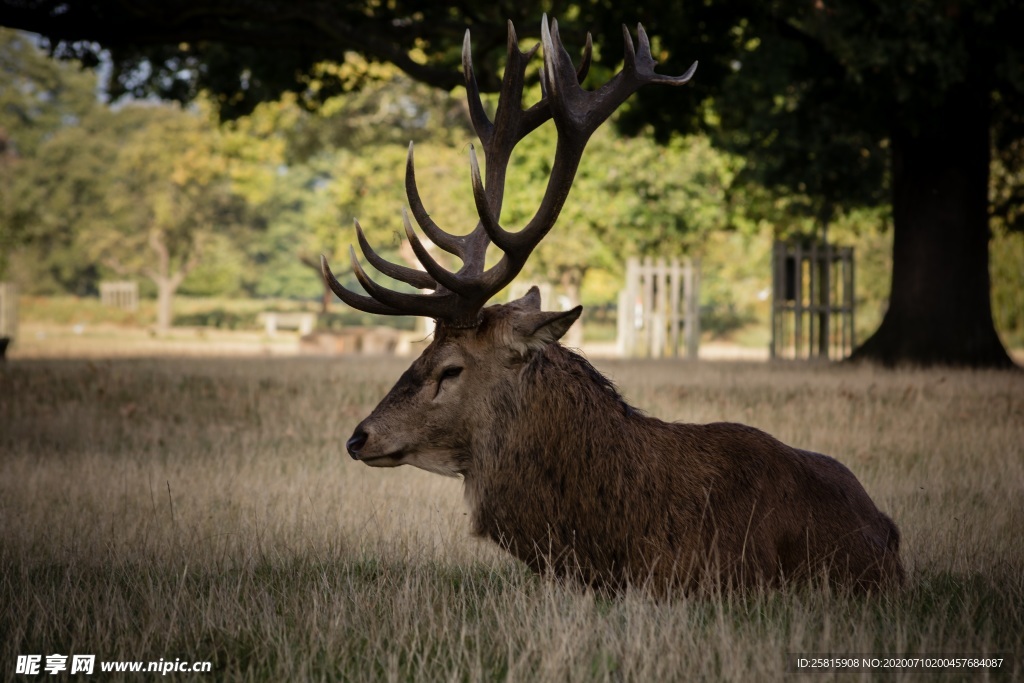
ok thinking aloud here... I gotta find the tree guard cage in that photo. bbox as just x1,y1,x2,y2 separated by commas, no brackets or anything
771,241,855,360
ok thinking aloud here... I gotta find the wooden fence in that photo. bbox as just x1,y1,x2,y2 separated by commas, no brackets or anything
618,257,700,359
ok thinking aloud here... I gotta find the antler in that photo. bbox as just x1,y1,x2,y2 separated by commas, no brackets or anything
322,14,697,328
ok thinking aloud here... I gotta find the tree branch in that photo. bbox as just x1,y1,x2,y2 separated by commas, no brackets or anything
1,2,474,91
101,255,132,277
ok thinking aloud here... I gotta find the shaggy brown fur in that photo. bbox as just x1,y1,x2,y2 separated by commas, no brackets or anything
346,290,905,593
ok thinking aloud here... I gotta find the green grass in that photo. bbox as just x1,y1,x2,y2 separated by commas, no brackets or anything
1,357,1022,681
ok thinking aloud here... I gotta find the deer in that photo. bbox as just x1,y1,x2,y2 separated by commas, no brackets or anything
320,16,905,594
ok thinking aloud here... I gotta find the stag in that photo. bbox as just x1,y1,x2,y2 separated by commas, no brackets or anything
321,16,904,593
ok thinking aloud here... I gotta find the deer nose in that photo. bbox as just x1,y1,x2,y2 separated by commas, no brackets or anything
346,428,369,459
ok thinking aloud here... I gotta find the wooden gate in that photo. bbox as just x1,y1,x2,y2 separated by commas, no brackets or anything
618,257,700,359
100,281,139,311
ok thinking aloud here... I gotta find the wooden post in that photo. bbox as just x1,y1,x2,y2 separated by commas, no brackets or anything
669,259,681,357
793,243,803,359
848,248,856,353
623,257,639,357
641,256,654,358
817,243,831,357
100,281,139,311
616,289,629,357
770,243,778,359
620,255,700,360
771,240,856,361
650,258,665,358
0,282,17,349
622,258,638,358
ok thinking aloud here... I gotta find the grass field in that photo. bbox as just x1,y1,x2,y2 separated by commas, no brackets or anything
1,355,1022,681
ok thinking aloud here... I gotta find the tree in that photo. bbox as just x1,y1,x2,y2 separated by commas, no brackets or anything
95,105,247,332
0,27,98,284
232,64,474,310
503,111,742,311
597,1,1022,367
4,1,1020,366
14,102,248,329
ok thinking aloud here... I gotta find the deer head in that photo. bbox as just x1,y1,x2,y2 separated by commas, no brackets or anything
322,16,696,476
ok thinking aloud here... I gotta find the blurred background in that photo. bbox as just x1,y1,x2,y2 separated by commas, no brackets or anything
0,2,1021,365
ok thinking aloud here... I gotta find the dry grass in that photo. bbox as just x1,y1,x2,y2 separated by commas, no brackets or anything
1,355,1022,682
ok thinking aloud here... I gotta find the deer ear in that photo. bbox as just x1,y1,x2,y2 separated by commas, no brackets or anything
510,286,542,311
517,306,582,349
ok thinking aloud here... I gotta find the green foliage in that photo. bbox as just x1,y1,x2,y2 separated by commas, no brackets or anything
991,227,1024,348
609,0,1023,209
0,28,101,282
3,18,1022,348
9,108,125,293
179,233,248,297
0,28,96,158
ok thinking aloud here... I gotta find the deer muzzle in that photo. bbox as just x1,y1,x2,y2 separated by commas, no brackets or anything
346,427,369,459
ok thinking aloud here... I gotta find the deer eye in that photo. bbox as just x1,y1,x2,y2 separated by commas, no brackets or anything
439,366,463,383
433,366,463,398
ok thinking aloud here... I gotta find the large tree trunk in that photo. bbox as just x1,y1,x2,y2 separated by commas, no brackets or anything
851,85,1015,368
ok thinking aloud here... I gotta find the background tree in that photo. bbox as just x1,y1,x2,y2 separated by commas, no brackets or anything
14,102,248,330
0,27,98,285
504,111,742,308
238,63,474,311
94,105,248,332
594,0,1023,367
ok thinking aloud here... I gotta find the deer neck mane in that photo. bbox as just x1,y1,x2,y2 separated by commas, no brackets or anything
462,343,659,579
463,343,639,531
520,344,633,417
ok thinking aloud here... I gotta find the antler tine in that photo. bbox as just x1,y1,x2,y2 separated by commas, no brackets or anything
462,29,493,147
468,144,515,253
347,246,459,319
577,32,593,83
401,209,475,296
621,23,637,74
636,22,651,60
321,254,406,316
543,17,697,141
635,22,699,85
354,219,436,291
404,143,464,257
